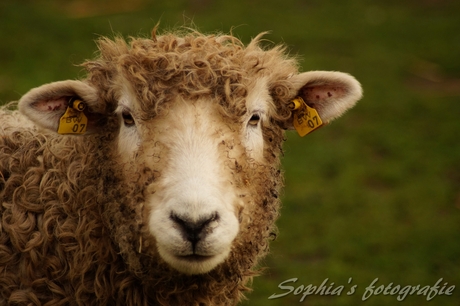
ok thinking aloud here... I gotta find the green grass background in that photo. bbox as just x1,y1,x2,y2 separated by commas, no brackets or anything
1,1,459,305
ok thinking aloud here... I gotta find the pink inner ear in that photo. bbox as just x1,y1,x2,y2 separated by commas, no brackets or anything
33,97,69,112
301,85,346,107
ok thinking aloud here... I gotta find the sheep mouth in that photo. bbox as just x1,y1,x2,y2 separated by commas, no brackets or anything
178,254,215,262
160,249,231,274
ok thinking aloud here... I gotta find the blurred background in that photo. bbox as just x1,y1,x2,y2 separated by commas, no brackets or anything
1,0,459,305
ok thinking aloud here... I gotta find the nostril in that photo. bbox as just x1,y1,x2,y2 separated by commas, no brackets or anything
207,213,219,229
170,213,187,228
170,212,219,244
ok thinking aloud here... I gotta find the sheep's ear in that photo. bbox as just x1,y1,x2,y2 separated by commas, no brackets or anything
285,71,362,133
18,80,106,134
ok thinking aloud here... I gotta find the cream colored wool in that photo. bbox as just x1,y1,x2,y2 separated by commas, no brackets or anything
0,29,362,305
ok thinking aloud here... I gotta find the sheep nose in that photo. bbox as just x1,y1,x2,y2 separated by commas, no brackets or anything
170,212,219,245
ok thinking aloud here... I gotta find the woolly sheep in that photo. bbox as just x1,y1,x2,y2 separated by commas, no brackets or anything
0,29,362,305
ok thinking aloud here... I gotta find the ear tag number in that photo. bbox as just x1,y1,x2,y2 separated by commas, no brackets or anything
57,98,88,135
290,97,324,137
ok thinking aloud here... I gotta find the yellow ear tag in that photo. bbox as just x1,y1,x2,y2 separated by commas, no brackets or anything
57,98,88,135
290,97,324,137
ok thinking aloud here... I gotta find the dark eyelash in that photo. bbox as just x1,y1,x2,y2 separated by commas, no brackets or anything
122,110,135,127
248,114,260,126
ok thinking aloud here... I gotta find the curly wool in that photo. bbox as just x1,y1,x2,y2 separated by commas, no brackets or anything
1,30,302,305
84,29,297,122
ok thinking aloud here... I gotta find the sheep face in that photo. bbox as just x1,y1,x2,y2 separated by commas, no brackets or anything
17,32,362,280
113,72,281,275
118,97,244,274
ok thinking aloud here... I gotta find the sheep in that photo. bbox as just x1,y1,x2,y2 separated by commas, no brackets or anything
0,28,362,306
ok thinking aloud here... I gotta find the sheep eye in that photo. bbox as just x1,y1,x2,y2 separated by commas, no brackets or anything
122,111,135,127
248,114,261,126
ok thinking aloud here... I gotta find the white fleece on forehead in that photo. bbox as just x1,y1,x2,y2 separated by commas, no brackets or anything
245,77,273,114
243,78,272,160
116,86,141,161
143,98,241,275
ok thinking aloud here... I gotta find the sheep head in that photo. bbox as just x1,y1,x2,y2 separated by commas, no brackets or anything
18,31,362,279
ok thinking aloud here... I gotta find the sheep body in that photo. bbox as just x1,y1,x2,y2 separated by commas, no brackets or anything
0,29,362,305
